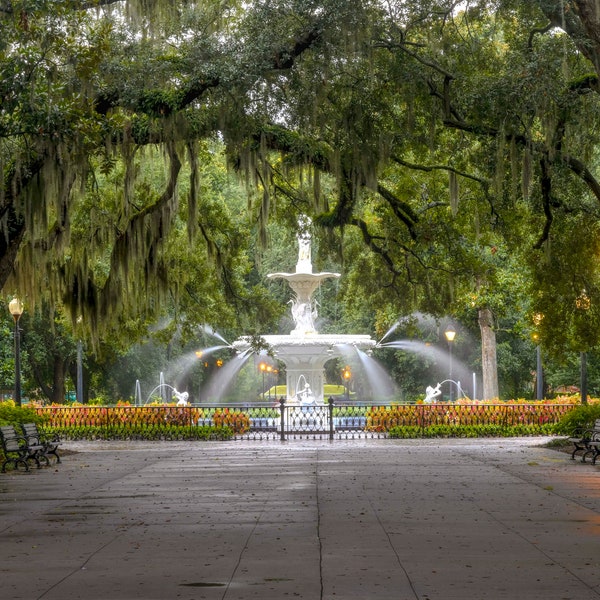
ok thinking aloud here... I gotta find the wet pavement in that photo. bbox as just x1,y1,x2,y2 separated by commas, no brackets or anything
0,437,599,599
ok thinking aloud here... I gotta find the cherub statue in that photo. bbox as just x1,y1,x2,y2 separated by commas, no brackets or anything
173,389,189,406
424,383,442,404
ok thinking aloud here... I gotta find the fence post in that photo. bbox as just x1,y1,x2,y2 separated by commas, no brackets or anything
328,397,334,440
279,397,286,441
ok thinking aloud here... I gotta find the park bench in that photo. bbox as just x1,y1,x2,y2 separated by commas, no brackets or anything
0,425,49,472
585,438,600,465
568,418,600,463
21,423,61,464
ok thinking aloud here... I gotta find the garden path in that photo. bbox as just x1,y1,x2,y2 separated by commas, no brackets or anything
1,437,599,599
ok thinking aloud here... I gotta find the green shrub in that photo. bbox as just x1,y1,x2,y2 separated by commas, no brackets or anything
0,401,45,426
553,404,600,435
44,424,234,441
388,422,557,439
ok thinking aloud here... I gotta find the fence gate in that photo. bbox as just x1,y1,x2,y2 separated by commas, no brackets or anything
235,399,377,441
282,404,331,438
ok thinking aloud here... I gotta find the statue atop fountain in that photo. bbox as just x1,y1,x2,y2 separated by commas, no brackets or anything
268,216,340,336
296,214,313,274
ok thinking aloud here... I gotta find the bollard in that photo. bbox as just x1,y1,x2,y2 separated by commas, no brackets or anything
279,396,286,441
328,396,334,440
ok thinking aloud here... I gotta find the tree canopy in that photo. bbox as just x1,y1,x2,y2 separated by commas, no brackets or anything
3,0,600,367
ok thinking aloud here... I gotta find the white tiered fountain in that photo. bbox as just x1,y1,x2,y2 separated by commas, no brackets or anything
234,216,377,404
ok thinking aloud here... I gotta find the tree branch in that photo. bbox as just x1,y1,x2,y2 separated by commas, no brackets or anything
350,217,401,277
563,154,600,202
376,183,419,240
390,154,500,222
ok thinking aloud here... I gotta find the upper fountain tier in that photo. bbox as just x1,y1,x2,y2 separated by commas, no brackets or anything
267,216,340,336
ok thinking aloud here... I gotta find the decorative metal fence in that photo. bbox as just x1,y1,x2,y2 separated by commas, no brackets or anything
35,400,576,441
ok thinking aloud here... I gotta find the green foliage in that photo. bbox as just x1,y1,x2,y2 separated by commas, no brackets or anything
388,423,557,438
45,424,233,441
250,407,279,418
5,0,600,406
553,403,600,436
332,406,365,416
0,401,45,426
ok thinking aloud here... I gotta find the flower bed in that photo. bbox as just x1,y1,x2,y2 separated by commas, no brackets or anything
0,399,581,441
365,402,576,435
30,404,233,440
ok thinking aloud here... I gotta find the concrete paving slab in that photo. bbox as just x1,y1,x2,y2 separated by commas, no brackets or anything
0,437,599,599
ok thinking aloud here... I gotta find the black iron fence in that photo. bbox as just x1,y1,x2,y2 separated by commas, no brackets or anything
35,400,575,441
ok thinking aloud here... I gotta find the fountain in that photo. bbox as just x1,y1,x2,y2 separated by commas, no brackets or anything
376,337,473,400
182,222,470,405
143,372,190,405
233,216,385,404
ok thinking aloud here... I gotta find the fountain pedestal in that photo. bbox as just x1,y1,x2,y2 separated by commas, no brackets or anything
260,334,375,403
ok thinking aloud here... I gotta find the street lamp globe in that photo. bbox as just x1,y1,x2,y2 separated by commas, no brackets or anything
8,297,23,321
444,329,456,343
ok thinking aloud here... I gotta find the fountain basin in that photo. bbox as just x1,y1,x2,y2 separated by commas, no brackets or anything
234,333,376,403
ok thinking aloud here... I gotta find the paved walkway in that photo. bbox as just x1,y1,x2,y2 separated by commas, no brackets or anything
1,437,599,600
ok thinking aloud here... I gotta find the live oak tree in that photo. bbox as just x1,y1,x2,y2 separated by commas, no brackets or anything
0,0,366,340
4,1,600,399
232,1,600,397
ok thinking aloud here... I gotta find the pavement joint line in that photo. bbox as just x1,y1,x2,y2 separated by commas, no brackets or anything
472,490,600,598
316,448,324,600
220,468,273,600
362,480,420,599
452,445,600,598
457,446,600,515
36,530,126,600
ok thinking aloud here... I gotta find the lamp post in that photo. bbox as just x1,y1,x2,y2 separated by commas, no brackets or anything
266,365,273,401
76,339,83,403
272,368,278,401
532,313,544,400
76,316,83,404
259,362,267,400
576,291,591,404
580,351,588,405
342,366,351,401
445,328,456,402
8,297,23,406
535,344,544,400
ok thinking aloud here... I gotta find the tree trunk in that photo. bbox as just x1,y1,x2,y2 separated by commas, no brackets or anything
479,307,499,400
51,356,67,405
